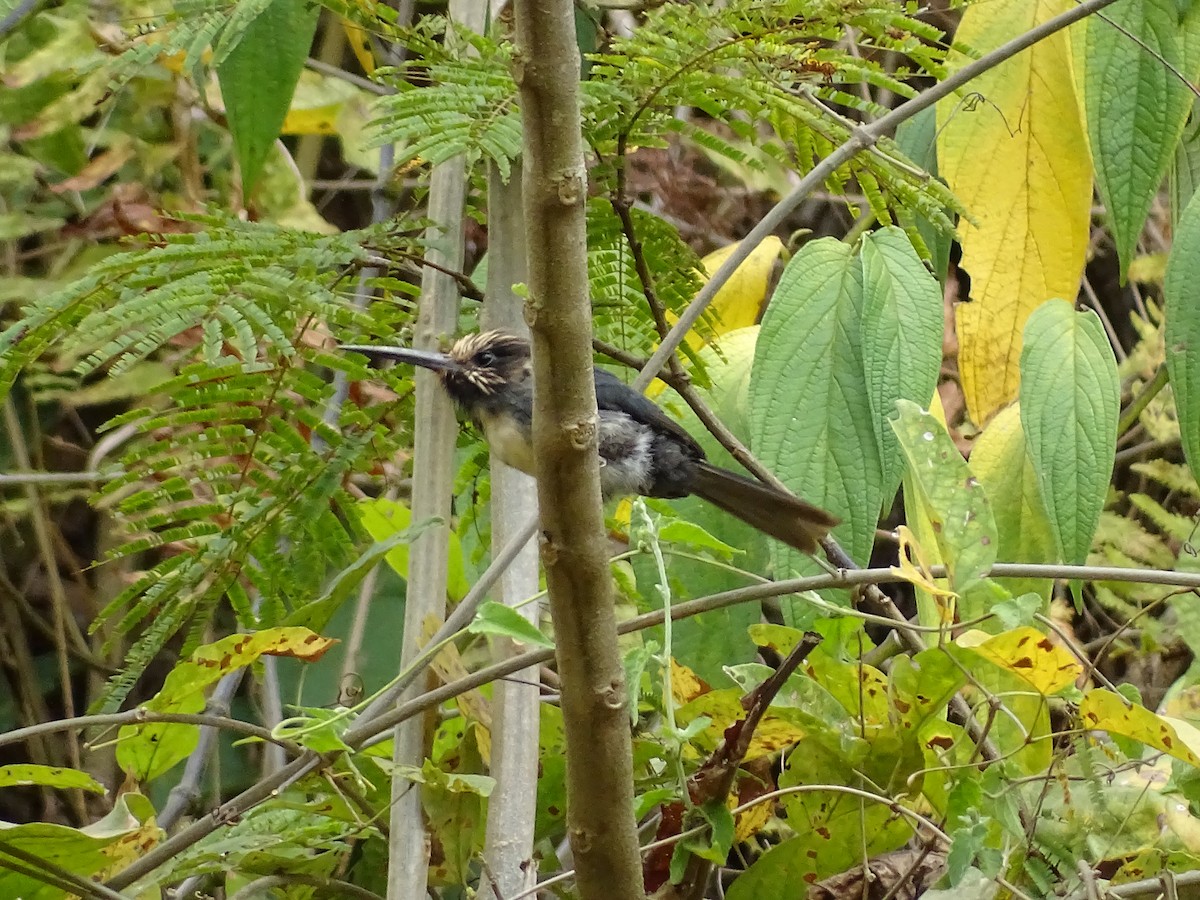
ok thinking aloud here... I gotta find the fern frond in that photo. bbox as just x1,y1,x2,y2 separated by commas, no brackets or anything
586,199,707,360
369,33,521,178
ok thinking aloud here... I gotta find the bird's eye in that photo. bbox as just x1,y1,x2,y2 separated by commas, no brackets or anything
476,350,496,367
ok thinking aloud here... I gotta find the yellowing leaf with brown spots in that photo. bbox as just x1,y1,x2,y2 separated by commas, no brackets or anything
936,0,1092,424
676,690,811,759
956,626,1080,695
1081,689,1200,767
671,658,710,704
117,627,335,782
733,798,772,842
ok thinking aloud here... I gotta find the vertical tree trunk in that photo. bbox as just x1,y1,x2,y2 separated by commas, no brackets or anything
512,2,645,898
385,5,487,899
481,158,542,894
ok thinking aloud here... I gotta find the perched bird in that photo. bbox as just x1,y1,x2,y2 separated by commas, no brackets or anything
342,331,838,554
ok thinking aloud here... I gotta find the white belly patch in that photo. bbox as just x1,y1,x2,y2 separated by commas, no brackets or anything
479,410,536,474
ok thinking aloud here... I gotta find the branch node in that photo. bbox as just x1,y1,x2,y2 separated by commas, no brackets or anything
601,681,626,710
566,418,596,451
555,167,586,205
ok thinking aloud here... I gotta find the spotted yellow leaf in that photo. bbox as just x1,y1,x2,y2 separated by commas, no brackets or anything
1081,689,1200,768
956,626,1080,695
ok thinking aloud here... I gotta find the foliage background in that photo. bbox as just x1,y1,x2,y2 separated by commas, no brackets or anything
2,0,1200,897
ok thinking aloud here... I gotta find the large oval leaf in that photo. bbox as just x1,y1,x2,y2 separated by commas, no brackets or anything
1166,189,1200,486
936,0,1092,424
216,0,321,191
749,238,880,572
1083,0,1197,278
1019,299,1119,567
861,227,944,502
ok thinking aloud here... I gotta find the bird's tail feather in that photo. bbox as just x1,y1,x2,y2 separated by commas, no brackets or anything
689,463,838,555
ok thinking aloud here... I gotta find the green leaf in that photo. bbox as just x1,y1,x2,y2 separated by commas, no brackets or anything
1166,190,1200,488
355,497,469,601
750,238,881,573
860,228,945,502
1085,0,1196,277
0,764,105,794
216,0,320,191
1020,299,1119,569
992,592,1044,630
468,601,553,649
657,520,738,560
0,794,151,900
679,798,735,864
891,400,997,595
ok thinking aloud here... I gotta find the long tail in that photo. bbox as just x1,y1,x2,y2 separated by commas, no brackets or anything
689,462,838,555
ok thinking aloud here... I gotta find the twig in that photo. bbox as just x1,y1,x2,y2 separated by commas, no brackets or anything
358,560,1200,748
0,709,302,753
1062,870,1200,900
227,873,384,900
0,471,108,485
0,0,53,41
361,252,486,303
342,515,539,745
304,57,392,96
1117,364,1168,437
677,632,824,900
105,754,326,891
158,667,250,830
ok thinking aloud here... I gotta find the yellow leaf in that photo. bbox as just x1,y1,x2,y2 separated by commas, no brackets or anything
282,106,340,135
342,17,376,75
891,525,958,627
280,68,367,136
733,797,771,842
654,239,782,385
1127,253,1169,285
936,0,1092,424
693,236,783,346
671,658,709,704
956,626,1080,695
1081,689,1200,768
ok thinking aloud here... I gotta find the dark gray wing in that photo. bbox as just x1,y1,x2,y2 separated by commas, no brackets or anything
592,368,705,459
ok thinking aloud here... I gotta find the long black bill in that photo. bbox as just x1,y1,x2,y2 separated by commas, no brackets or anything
339,344,461,373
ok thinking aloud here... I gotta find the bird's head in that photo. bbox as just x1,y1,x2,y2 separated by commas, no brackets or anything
342,330,532,408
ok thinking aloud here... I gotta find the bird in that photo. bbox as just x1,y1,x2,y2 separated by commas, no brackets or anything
342,330,839,554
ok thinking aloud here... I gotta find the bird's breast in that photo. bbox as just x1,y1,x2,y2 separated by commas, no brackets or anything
478,408,536,475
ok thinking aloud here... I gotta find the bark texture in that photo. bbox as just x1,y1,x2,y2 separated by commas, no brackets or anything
513,2,645,897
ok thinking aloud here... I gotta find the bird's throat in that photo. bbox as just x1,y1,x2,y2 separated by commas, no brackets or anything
477,408,537,475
